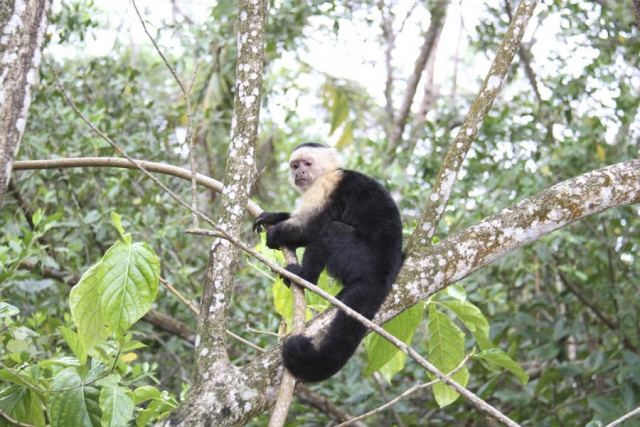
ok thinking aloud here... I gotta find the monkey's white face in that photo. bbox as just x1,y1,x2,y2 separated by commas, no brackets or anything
289,153,323,191
289,147,340,192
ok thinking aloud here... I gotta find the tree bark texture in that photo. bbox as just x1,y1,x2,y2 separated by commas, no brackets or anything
156,1,269,425
0,0,51,206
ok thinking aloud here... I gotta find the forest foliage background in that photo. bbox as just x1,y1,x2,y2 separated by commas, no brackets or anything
1,0,639,426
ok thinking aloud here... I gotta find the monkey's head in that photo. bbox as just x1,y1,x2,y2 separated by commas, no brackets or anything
288,143,341,192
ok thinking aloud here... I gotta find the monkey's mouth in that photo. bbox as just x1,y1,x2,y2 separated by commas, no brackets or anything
295,178,311,186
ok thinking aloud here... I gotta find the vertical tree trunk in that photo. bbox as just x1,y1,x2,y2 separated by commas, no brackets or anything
0,0,52,206
157,1,269,425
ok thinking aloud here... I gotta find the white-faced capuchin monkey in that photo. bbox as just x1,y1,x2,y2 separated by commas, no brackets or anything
253,142,403,382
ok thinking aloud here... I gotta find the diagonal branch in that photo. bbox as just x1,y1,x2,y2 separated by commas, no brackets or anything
405,0,540,255
390,159,640,320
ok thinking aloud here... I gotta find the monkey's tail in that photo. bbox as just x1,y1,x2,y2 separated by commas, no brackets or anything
281,282,388,382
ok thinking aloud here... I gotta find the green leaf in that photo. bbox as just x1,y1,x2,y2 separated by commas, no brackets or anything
69,238,159,352
428,304,469,407
0,385,46,427
305,271,341,314
134,390,177,427
69,263,111,351
363,302,424,379
440,301,492,350
474,348,529,385
132,385,162,405
99,381,134,427
48,367,103,427
59,326,88,365
445,283,466,302
100,241,159,335
0,302,20,318
377,349,410,383
272,278,293,331
336,121,354,150
329,93,349,135
110,212,127,242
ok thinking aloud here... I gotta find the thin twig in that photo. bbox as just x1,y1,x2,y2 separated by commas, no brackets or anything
373,373,406,427
605,406,640,427
160,277,200,314
0,409,37,427
131,0,200,228
245,324,280,338
159,276,265,353
335,354,471,427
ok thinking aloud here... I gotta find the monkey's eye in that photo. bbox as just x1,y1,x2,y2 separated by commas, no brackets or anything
305,162,312,167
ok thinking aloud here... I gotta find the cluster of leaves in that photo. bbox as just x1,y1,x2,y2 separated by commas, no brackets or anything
1,213,175,426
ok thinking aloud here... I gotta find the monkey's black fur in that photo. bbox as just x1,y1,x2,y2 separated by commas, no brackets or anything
254,147,403,382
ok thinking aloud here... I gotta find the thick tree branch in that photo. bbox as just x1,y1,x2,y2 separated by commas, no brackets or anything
194,0,266,377
0,0,52,205
393,159,640,319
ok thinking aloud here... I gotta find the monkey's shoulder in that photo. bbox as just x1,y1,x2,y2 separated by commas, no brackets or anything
335,170,395,203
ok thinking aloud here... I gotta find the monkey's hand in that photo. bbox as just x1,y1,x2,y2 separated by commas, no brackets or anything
282,263,304,287
252,211,291,233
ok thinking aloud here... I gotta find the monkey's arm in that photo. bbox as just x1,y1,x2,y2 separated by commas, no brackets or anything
265,210,335,250
252,211,291,232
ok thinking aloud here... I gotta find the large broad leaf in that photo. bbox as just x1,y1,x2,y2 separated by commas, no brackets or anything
69,214,160,352
47,366,103,427
100,240,159,335
99,376,134,427
363,302,424,380
0,385,46,427
428,304,470,407
69,263,111,352
440,300,492,350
